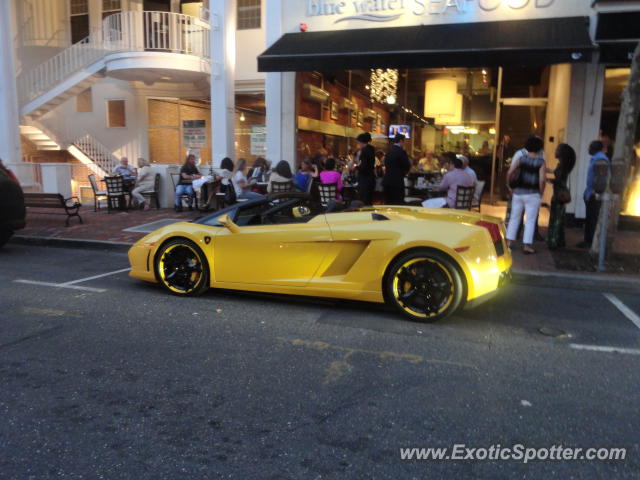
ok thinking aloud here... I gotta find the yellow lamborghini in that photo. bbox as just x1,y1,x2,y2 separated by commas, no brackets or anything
128,193,511,322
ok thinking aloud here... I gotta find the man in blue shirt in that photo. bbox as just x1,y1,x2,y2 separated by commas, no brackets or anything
112,157,137,179
578,140,610,248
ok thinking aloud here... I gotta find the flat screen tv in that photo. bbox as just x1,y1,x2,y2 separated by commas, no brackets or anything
388,125,411,139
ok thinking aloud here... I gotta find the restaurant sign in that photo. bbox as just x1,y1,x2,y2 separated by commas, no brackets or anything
300,0,589,28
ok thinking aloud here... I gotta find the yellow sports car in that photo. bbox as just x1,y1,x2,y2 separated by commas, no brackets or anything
128,193,511,322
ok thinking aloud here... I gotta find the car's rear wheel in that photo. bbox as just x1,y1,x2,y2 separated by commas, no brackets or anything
155,238,209,296
385,249,464,322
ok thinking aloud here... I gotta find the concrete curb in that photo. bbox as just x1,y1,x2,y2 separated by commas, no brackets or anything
10,235,131,252
10,235,640,294
512,268,640,294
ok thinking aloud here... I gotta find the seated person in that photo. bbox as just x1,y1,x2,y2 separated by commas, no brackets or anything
232,158,264,201
248,157,270,183
460,155,478,186
295,159,319,192
422,153,473,208
131,157,154,210
174,154,201,212
419,152,440,172
319,157,343,200
201,157,234,210
267,160,293,193
113,157,137,182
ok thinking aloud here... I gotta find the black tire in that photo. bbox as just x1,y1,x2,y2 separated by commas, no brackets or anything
384,249,465,323
0,230,13,249
154,238,209,296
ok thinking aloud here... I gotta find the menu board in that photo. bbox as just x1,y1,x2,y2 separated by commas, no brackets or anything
251,125,267,156
183,120,206,148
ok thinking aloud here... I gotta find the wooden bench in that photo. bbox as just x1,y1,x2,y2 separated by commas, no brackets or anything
23,193,83,227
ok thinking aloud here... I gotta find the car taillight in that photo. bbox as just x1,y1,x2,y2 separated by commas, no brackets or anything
476,221,501,243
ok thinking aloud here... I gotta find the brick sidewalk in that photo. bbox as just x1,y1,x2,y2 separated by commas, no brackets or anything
18,206,201,244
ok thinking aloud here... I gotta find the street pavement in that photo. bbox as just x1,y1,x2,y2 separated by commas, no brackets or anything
0,243,639,479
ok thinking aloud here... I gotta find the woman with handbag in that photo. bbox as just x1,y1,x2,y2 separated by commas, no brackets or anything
547,144,576,250
505,135,546,254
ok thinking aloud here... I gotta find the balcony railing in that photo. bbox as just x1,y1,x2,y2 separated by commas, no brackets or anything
18,10,210,106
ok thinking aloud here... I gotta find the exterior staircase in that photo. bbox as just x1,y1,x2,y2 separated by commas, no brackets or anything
18,10,210,118
20,121,116,178
68,134,118,178
19,125,61,151
16,10,209,179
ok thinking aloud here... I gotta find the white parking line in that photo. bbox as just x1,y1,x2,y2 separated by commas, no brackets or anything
603,293,640,331
60,268,131,286
13,267,131,293
569,344,640,355
13,280,106,293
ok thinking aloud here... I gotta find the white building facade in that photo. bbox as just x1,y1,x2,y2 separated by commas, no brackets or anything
2,0,639,215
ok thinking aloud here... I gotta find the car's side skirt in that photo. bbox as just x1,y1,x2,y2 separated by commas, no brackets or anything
211,281,385,304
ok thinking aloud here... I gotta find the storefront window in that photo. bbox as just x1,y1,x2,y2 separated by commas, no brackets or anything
601,68,640,217
295,68,498,174
235,93,266,166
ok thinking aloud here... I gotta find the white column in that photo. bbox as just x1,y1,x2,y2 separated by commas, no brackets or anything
0,2,22,164
265,0,296,169
210,0,236,167
565,62,605,219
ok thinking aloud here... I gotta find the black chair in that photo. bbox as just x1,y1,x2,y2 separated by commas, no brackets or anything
170,173,198,210
471,180,485,212
318,183,338,208
270,180,293,194
88,174,107,211
455,185,475,210
140,173,161,209
104,176,128,213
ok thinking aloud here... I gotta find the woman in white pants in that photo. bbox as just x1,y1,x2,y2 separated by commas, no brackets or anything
506,136,546,254
131,158,154,209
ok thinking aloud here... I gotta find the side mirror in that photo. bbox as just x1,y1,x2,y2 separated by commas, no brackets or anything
217,214,240,233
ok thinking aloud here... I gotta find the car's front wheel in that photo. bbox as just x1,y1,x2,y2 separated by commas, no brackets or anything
155,238,209,296
385,249,464,322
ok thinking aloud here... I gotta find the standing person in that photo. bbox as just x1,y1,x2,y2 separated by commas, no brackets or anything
578,140,610,249
547,144,577,249
267,160,293,193
355,132,375,205
497,134,515,200
130,158,154,209
505,135,546,254
174,153,201,212
383,134,411,205
232,158,264,201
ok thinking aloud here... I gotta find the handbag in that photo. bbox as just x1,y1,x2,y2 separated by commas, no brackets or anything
508,165,521,190
223,183,237,205
507,149,527,189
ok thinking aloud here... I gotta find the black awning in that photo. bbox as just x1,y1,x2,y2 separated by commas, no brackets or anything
596,11,640,65
596,11,640,41
258,17,594,72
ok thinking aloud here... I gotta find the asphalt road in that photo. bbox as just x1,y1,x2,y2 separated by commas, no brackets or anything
1,243,639,479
